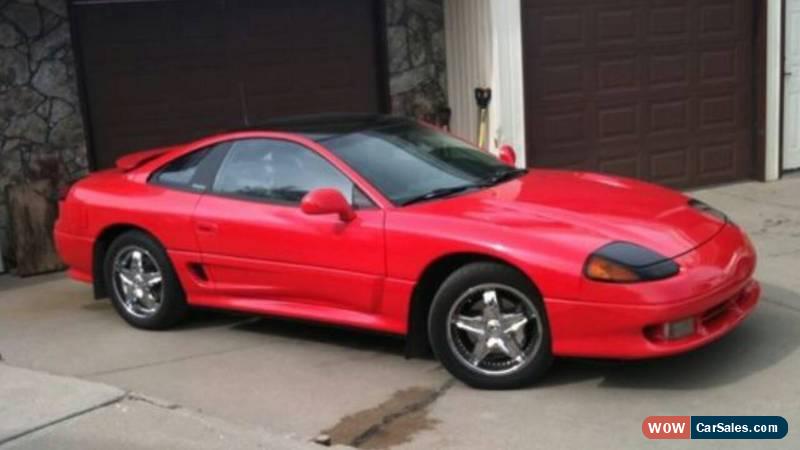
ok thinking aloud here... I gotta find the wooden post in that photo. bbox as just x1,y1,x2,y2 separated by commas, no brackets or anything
6,180,66,277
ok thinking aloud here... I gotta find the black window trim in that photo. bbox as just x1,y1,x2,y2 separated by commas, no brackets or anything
206,137,380,210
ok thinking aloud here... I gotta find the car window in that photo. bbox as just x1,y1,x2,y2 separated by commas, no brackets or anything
151,148,212,190
212,139,371,207
323,123,508,205
150,143,230,192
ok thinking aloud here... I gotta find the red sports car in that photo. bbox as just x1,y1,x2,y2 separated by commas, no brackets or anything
54,114,759,389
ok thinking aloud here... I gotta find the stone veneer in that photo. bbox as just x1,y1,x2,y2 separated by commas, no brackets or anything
0,0,87,267
386,0,448,120
0,0,446,269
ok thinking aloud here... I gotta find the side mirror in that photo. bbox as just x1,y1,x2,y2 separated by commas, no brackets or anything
301,188,356,222
498,145,517,166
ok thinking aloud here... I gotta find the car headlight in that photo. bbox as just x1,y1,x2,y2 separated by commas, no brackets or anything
584,242,679,283
689,198,728,223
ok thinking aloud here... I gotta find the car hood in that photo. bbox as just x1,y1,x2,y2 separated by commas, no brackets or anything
415,170,725,258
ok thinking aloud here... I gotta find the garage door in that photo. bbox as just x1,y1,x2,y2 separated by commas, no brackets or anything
72,0,385,169
521,0,755,187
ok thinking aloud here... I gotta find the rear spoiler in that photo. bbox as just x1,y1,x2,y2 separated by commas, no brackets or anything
115,147,173,171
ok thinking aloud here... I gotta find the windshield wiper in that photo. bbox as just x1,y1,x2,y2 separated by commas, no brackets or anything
482,168,528,186
400,184,482,206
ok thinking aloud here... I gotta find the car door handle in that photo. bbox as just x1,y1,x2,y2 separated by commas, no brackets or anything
196,222,218,233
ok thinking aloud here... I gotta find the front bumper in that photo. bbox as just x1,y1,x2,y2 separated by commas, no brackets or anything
546,223,760,359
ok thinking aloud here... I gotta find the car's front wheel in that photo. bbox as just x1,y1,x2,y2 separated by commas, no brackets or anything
428,262,553,389
104,230,188,330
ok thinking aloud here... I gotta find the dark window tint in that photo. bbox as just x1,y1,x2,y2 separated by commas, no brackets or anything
213,139,367,206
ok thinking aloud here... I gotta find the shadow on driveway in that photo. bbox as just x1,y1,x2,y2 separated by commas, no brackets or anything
230,314,408,356
77,281,800,391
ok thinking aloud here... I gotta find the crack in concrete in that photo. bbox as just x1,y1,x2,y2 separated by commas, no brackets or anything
0,393,127,447
321,378,455,449
126,392,181,410
77,343,267,378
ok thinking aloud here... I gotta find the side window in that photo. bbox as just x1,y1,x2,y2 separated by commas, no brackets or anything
151,143,230,192
151,148,212,190
213,139,371,206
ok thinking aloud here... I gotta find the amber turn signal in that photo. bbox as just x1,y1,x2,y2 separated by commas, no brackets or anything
585,255,641,282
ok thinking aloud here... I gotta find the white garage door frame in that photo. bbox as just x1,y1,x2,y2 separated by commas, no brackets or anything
783,0,800,171
765,0,785,179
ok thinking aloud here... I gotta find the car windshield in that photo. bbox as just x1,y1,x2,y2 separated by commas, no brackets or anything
323,123,522,205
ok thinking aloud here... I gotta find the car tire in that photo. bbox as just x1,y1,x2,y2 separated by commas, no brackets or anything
428,262,553,389
103,230,188,330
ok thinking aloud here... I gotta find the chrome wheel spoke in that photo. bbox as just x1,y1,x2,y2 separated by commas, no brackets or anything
470,336,492,365
123,286,138,306
131,251,144,274
118,269,135,286
481,290,502,319
143,273,162,287
501,334,525,363
502,313,529,334
454,315,485,338
141,293,157,309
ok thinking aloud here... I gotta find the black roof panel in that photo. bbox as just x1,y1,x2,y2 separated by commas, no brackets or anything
230,113,413,142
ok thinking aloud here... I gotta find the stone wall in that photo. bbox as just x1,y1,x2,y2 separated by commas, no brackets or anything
0,0,88,268
386,0,448,120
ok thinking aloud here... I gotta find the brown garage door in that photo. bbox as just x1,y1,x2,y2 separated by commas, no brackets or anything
521,0,755,187
72,0,385,169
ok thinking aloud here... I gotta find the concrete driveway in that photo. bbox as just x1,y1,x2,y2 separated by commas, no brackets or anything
2,177,800,449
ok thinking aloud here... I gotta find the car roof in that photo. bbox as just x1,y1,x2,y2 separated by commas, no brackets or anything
229,113,414,142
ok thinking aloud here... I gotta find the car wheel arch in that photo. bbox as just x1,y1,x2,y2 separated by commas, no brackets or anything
405,252,543,358
92,224,162,299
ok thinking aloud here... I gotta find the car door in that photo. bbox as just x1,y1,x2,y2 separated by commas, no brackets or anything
192,137,385,314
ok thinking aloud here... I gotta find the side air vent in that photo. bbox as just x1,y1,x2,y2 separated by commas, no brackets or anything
187,263,209,282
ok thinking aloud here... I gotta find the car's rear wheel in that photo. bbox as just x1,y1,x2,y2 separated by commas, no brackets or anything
428,262,553,389
104,231,188,330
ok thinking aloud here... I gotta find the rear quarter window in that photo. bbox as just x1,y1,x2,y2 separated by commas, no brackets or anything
150,143,229,192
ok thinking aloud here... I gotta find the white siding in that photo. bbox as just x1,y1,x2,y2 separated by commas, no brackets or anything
445,0,526,167
444,0,492,144
489,0,526,167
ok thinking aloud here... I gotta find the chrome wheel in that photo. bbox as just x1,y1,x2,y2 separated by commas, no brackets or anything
446,283,543,376
111,246,164,319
